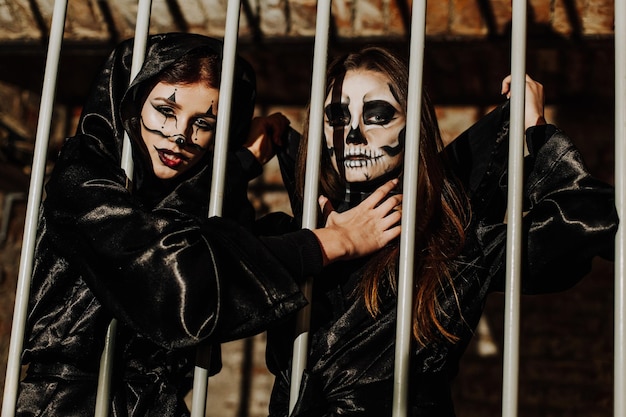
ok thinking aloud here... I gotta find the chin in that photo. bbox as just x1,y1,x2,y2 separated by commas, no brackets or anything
345,171,381,183
154,167,182,180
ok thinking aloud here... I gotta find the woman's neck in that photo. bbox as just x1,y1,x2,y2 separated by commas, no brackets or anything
337,168,402,213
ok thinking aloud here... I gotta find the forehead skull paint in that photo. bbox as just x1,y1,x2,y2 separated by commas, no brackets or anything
324,69,406,183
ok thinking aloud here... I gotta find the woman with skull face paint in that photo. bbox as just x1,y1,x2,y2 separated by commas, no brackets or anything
15,34,402,417
264,47,617,416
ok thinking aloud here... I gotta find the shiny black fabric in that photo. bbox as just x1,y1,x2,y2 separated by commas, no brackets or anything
267,102,618,417
17,33,322,417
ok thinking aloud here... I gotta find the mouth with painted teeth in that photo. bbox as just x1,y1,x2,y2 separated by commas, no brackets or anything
340,148,385,168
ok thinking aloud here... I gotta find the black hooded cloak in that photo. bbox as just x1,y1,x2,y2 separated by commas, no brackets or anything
17,33,320,417
266,101,618,416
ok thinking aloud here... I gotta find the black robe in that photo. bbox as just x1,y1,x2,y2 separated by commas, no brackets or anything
266,102,618,417
17,33,321,417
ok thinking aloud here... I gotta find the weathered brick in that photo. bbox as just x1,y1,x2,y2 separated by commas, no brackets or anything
0,0,41,41
333,0,355,37
354,0,385,37
63,0,109,41
288,0,318,36
451,0,487,36
260,0,289,36
425,0,448,36
529,0,552,27
435,105,481,144
177,0,208,30
198,0,229,37
583,0,614,35
553,0,585,37
106,0,150,40
490,0,512,35
386,0,406,37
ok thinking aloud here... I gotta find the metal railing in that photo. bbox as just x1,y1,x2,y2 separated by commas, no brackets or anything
1,0,68,415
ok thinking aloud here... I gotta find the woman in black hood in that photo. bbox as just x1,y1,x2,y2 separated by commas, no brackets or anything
264,47,617,417
16,33,402,416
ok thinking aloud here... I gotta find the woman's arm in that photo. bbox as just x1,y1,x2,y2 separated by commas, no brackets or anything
447,75,617,294
42,134,401,348
41,135,310,348
477,124,617,293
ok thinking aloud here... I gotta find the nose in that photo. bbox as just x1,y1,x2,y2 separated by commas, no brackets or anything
164,117,193,148
169,133,187,147
346,126,366,145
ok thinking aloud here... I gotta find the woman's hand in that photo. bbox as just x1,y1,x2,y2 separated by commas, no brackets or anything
312,179,402,266
244,112,291,165
501,74,546,130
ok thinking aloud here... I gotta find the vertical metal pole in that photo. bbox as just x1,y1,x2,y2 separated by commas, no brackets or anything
501,1,526,416
288,0,331,412
119,0,153,181
190,1,241,415
94,319,118,417
391,1,426,416
0,1,68,416
93,2,152,416
207,0,241,219
614,1,626,416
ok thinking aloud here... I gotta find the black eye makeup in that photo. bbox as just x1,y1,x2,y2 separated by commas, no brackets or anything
193,118,216,132
194,103,217,133
153,103,176,118
325,103,351,127
363,100,397,125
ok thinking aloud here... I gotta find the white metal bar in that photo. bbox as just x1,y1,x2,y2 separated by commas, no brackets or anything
94,318,118,416
94,2,152,416
190,1,242,415
391,1,426,416
207,0,241,219
288,0,332,412
614,0,626,416
0,1,68,416
119,0,153,180
501,0,526,416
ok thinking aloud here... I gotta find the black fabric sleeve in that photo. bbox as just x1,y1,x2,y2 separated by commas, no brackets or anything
234,147,263,181
41,136,315,348
259,230,324,283
448,105,617,294
476,126,617,293
275,127,303,219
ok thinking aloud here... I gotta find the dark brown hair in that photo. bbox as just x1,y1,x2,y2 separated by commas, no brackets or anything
136,50,221,114
295,47,470,345
157,49,221,88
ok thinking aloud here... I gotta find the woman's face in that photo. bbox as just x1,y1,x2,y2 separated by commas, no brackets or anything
140,81,219,180
324,69,405,183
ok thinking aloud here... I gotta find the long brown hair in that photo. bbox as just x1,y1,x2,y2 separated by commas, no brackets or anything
295,47,470,345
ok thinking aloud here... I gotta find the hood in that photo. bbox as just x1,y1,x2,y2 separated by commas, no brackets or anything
75,32,256,191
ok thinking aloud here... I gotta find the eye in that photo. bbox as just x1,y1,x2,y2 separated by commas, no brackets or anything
153,104,176,119
194,118,216,132
363,101,397,125
325,103,351,127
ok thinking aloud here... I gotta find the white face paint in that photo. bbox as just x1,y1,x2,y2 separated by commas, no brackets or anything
140,81,219,180
324,69,406,183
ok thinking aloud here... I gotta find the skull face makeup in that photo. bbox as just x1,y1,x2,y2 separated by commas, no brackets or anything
140,81,219,180
324,69,405,183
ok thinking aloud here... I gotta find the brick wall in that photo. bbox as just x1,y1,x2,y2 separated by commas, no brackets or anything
0,1,616,42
